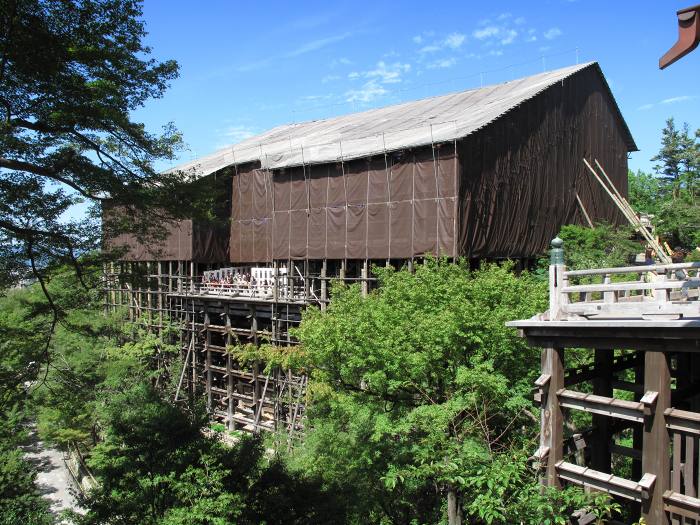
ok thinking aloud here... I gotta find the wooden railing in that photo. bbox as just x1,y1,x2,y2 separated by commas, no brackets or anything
664,408,700,524
548,238,700,321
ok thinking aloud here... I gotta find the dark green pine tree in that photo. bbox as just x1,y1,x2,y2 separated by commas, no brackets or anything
0,0,212,292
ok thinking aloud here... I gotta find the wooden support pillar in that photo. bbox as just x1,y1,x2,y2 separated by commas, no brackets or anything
225,305,235,431
303,259,311,302
340,259,346,281
591,349,613,473
632,356,644,481
157,261,163,331
642,351,671,525
205,305,212,412
541,346,565,488
272,261,279,302
361,259,368,297
287,260,293,299
320,259,327,311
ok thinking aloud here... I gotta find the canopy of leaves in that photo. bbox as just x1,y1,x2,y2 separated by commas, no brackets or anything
0,0,214,291
290,261,612,524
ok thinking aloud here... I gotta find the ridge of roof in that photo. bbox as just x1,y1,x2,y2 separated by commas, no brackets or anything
172,61,636,177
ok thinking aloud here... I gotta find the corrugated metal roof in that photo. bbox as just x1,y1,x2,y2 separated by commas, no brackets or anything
172,62,636,176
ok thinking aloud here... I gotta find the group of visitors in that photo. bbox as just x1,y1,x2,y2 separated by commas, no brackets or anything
201,270,274,296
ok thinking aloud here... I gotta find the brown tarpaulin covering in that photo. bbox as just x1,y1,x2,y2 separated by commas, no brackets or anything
457,66,629,258
230,147,459,262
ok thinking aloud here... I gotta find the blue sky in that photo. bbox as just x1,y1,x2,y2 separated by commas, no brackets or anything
136,0,700,174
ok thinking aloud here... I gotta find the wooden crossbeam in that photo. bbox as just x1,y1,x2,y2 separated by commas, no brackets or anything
663,490,700,521
665,408,700,436
557,388,654,423
556,461,655,502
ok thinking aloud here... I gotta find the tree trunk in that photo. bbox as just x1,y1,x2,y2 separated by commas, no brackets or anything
447,485,462,525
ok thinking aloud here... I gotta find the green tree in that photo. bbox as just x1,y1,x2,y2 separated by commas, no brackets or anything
651,117,698,199
0,0,214,299
292,261,611,524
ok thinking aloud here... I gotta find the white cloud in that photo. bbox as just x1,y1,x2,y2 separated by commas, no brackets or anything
412,35,423,44
344,61,411,103
445,32,466,49
322,74,341,83
488,49,504,57
364,61,411,84
221,125,256,144
473,26,500,40
286,32,352,57
543,27,562,40
345,80,387,103
428,57,457,69
419,44,442,54
330,57,352,68
500,29,518,45
661,95,695,104
497,12,512,20
637,103,654,111
514,17,526,25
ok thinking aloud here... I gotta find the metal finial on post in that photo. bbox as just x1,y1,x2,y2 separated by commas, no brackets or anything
550,237,564,265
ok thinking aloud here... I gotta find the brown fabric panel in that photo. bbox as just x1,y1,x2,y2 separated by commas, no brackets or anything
238,170,254,219
229,222,241,262
290,209,308,259
414,148,438,200
326,206,346,259
191,222,229,263
346,205,367,259
253,219,271,262
105,216,192,261
390,201,412,258
308,208,326,259
367,157,389,204
457,66,628,259
231,174,241,221
438,197,456,257
437,148,458,199
252,169,271,218
326,164,346,207
367,203,389,259
413,199,438,256
309,165,329,209
345,160,368,205
389,153,414,202
274,170,291,212
290,167,307,211
272,211,290,260
239,220,255,263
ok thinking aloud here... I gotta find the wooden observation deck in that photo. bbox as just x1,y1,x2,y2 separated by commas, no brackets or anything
508,238,700,524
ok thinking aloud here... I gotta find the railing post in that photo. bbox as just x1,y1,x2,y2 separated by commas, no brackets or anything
549,237,567,321
642,351,671,525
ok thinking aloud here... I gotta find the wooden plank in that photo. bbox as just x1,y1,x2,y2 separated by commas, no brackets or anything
565,261,700,277
642,351,671,525
674,432,682,493
685,434,696,498
663,490,700,521
562,279,699,293
557,388,646,423
555,460,654,502
665,409,700,436
541,347,565,488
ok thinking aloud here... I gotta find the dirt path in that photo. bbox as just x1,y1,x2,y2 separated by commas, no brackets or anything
22,428,83,521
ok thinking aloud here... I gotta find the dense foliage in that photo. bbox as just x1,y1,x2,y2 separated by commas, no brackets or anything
288,260,616,524
0,0,214,291
630,118,699,250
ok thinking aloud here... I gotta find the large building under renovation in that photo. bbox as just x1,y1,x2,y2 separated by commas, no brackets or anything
105,61,637,434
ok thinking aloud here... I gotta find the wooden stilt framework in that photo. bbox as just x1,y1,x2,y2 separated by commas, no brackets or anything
510,238,700,524
102,257,387,439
